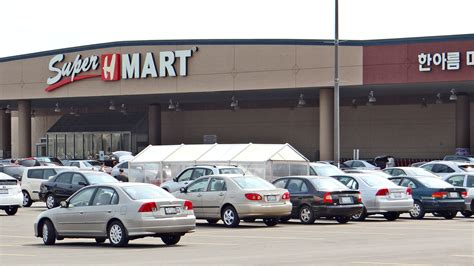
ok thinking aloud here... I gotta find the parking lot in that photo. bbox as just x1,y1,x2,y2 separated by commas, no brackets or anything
0,203,472,265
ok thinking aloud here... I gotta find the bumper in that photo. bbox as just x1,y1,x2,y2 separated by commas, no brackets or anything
235,202,292,218
313,204,364,217
127,215,196,237
0,193,23,207
422,199,466,212
465,198,473,212
34,223,38,237
368,199,414,214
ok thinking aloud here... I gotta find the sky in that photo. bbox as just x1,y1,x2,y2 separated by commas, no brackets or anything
1,0,473,57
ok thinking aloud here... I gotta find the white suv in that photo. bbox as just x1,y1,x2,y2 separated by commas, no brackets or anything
420,161,474,178
21,166,76,207
161,165,244,192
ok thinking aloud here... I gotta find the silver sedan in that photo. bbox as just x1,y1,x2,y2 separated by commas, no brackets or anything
34,183,196,247
173,174,292,227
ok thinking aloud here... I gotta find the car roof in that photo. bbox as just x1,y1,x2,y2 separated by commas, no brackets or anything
25,166,74,170
385,167,421,170
424,161,474,166
279,175,332,179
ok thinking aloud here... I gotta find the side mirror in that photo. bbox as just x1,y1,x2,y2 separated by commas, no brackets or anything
60,201,69,208
180,187,187,193
78,181,88,186
173,177,178,182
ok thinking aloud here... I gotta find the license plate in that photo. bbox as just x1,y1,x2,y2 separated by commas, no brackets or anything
0,189,7,194
449,192,458,198
165,207,177,215
266,195,277,202
391,193,402,199
340,197,353,204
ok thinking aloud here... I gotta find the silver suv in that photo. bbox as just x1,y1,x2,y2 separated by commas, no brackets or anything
161,165,244,192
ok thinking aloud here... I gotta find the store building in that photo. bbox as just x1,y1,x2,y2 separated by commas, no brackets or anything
0,35,473,161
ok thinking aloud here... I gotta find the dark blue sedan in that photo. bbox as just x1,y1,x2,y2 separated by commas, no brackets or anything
388,176,466,219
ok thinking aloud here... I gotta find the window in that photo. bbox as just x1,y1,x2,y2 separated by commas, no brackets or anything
123,185,174,200
28,169,43,179
43,169,57,180
219,168,244,175
391,169,406,176
191,168,207,180
118,162,129,169
336,176,359,190
417,177,453,188
69,187,96,207
353,161,365,167
187,178,209,193
273,179,288,189
70,162,80,168
421,164,434,172
233,176,275,190
56,173,72,184
311,178,348,191
313,165,344,176
466,176,474,187
205,169,213,176
72,174,87,185
92,187,117,206
446,175,465,187
383,169,393,175
431,164,455,173
178,169,193,182
83,173,118,184
389,177,402,185
400,178,417,189
360,175,398,188
208,178,226,192
287,179,308,194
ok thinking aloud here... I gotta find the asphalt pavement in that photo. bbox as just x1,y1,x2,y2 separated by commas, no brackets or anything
0,203,473,265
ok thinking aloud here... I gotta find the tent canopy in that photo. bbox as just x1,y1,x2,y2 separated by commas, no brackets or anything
131,143,308,164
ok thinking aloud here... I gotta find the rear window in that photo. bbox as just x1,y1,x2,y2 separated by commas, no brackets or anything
359,175,398,188
123,185,174,200
84,173,118,184
418,177,453,188
233,176,275,190
459,165,474,172
408,168,438,177
310,178,348,191
312,165,345,176
87,161,101,166
219,168,244,175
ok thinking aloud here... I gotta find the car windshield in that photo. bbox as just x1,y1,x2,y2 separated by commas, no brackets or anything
219,168,244,175
418,177,453,188
359,175,398,187
84,173,118,184
312,165,345,176
233,176,275,190
123,185,174,200
311,178,348,191
459,165,474,172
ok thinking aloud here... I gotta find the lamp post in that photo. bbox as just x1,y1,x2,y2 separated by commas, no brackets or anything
334,0,340,166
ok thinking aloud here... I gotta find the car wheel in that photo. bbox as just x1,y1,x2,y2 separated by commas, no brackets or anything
221,206,240,228
299,205,316,224
460,211,472,218
42,220,56,245
161,235,181,245
351,207,367,221
383,212,400,221
243,218,255,222
95,237,107,244
409,201,425,219
335,216,351,224
206,219,219,224
46,194,57,209
5,206,18,215
22,191,33,207
279,216,291,223
108,221,129,247
442,211,457,220
263,218,279,227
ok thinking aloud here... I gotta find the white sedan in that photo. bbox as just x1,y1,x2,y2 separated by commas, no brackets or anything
0,173,23,215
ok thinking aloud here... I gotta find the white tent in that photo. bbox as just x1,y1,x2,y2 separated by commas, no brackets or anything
128,143,309,184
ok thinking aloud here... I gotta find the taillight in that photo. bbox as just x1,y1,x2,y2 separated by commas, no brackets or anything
323,192,333,203
184,200,193,210
406,187,412,196
376,188,389,196
460,191,467,198
282,192,290,200
432,191,447,199
138,202,158,212
245,193,262,201
356,192,362,203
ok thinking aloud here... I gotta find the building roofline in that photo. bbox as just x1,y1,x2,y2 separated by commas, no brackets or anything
2,34,474,62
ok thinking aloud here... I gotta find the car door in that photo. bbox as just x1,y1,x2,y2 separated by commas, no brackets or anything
399,177,419,200
177,177,209,218
286,178,312,216
71,173,88,197
54,187,97,236
86,187,119,235
201,177,227,218
54,173,73,200
26,169,45,200
176,169,194,188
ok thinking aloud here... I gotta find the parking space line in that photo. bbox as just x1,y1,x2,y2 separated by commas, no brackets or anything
0,235,32,239
0,254,36,257
195,233,324,241
184,242,239,246
452,255,474,258
351,261,428,265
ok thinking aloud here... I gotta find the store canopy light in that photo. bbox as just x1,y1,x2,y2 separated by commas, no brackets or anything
296,94,306,108
54,103,61,113
351,99,357,109
230,96,239,111
435,93,443,104
69,107,76,116
108,100,116,111
168,99,175,110
368,91,376,104
449,89,457,101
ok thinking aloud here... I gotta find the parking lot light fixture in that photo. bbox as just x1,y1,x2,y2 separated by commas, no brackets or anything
54,103,61,113
108,100,116,111
351,99,357,109
230,96,239,111
168,99,175,110
368,91,376,104
296,94,306,108
449,89,457,101
435,93,443,104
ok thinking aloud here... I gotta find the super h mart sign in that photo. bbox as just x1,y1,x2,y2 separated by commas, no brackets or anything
418,50,474,72
45,47,198,92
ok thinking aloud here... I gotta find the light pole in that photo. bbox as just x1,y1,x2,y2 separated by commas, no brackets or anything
334,0,340,166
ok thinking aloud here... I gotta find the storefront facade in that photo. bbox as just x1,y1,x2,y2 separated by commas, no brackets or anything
0,35,473,161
